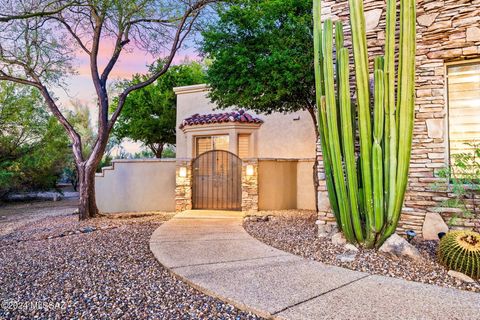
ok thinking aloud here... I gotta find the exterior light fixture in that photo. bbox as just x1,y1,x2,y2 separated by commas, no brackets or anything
406,230,416,243
246,165,255,176
178,166,187,178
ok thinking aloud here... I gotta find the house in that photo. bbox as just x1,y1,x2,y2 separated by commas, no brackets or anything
95,0,480,237
95,84,318,214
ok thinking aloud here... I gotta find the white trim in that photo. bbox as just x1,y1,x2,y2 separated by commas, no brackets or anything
173,84,208,95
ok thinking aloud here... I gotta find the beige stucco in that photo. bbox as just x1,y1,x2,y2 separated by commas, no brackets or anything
258,160,297,210
258,159,316,211
296,160,316,210
174,84,317,160
95,159,176,213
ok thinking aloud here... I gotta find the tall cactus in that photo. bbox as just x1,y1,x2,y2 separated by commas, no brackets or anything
313,0,416,248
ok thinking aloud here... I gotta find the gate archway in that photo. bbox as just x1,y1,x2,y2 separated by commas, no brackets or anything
192,150,242,210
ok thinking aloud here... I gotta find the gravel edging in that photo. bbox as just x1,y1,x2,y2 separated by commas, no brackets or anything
243,210,480,293
0,210,262,319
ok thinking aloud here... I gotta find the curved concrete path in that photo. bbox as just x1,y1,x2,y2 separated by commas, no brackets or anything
150,210,480,320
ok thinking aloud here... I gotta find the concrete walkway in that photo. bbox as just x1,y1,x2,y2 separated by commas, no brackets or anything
150,210,480,320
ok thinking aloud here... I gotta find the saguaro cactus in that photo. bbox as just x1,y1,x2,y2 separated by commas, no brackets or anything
313,0,417,248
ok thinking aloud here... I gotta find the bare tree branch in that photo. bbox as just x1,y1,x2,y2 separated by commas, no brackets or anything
109,0,215,131
0,1,80,22
48,16,91,54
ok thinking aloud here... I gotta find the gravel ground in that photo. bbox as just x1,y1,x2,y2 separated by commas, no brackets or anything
0,203,262,319
244,210,480,293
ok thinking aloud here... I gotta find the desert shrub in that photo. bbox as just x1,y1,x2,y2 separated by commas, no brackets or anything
433,142,480,231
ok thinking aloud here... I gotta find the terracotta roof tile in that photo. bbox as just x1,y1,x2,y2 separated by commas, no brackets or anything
180,110,263,129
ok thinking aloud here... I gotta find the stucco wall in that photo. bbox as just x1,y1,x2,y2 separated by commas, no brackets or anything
175,85,317,160
95,159,176,213
258,159,316,211
297,160,316,210
258,160,297,210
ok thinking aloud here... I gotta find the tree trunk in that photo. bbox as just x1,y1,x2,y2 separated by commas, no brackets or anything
77,162,99,220
151,143,164,159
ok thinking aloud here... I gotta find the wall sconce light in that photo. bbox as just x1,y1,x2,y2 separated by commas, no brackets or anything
178,166,187,178
246,164,255,176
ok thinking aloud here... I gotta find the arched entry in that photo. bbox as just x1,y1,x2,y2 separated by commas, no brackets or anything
192,150,242,210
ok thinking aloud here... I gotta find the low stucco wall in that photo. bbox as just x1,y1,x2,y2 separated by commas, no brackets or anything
296,160,316,210
95,159,176,213
258,160,297,210
258,159,316,211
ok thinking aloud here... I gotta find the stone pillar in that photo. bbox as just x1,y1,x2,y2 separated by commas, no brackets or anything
241,158,259,213
315,148,338,237
175,159,192,212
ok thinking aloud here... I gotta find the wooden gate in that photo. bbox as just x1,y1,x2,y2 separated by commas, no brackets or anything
192,150,242,210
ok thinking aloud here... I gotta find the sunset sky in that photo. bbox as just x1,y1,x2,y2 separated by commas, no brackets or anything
52,40,201,155
53,42,200,108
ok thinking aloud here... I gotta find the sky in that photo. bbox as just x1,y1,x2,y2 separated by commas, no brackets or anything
53,43,199,109
52,40,201,155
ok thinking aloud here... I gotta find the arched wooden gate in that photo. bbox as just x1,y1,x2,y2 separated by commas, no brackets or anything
192,150,242,210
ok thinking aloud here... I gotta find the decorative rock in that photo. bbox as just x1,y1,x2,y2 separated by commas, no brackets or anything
422,212,449,240
417,13,439,27
331,232,347,245
448,270,476,283
336,252,357,263
364,9,382,31
317,223,337,238
466,26,480,42
344,243,359,252
426,119,444,139
244,215,271,222
81,226,96,233
379,234,423,262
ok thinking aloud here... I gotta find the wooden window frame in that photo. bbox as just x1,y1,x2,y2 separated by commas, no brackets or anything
194,134,230,157
445,58,480,168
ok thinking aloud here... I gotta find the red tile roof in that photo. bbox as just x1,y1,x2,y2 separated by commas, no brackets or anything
179,110,263,129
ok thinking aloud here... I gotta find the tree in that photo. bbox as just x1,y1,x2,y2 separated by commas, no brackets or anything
0,82,70,198
0,0,218,219
113,61,205,158
201,0,319,208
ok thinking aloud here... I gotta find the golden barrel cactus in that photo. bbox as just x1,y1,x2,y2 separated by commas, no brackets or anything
438,230,480,279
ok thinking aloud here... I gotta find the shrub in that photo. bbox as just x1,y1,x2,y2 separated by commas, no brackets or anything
433,142,480,232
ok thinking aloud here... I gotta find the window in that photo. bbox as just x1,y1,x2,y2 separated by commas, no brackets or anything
447,62,480,162
195,135,229,156
238,134,250,158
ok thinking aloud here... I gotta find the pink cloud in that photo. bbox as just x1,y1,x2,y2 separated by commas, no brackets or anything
56,41,201,107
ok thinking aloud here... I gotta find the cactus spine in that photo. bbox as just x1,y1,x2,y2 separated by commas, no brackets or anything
438,231,480,280
313,0,416,248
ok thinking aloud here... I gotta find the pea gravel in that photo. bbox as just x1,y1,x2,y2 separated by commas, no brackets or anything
244,210,480,293
0,202,262,320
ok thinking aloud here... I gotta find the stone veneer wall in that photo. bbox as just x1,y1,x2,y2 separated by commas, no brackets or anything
316,0,480,237
241,159,259,213
175,159,193,212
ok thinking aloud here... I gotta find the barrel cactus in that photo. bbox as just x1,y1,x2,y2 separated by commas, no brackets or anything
438,230,480,279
